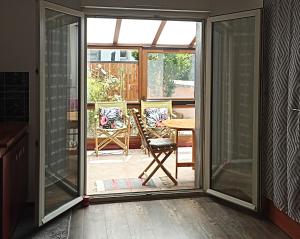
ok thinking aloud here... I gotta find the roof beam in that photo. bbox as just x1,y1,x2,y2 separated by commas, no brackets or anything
113,19,122,45
189,37,196,48
152,20,167,46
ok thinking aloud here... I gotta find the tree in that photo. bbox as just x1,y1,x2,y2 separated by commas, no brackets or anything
148,53,194,97
87,69,123,102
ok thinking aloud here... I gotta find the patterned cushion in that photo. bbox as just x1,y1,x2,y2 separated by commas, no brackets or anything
98,107,124,129
144,108,168,127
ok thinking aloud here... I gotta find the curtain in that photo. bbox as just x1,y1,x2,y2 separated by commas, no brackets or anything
263,0,300,223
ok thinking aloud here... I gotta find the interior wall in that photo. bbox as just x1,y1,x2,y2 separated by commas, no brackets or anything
262,0,300,225
0,0,81,203
81,0,210,11
209,0,263,16
81,0,263,15
47,0,81,10
0,0,37,202
0,0,36,74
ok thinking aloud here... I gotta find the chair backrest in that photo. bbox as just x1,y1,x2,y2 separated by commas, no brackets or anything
95,101,128,118
131,109,151,149
140,100,173,118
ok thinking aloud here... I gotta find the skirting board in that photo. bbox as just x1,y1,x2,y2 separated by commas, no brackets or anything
263,198,300,239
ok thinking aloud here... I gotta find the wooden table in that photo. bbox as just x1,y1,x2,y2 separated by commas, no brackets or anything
162,119,195,178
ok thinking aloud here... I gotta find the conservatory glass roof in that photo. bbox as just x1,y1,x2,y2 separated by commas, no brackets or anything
118,19,161,44
87,18,116,44
157,21,196,45
87,18,197,47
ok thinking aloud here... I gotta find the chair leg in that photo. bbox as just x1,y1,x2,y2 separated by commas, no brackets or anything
175,147,178,179
154,150,177,185
159,158,178,185
175,130,178,178
124,133,128,155
138,152,163,178
126,130,130,155
138,159,155,178
141,145,145,154
142,153,170,186
96,129,128,155
141,144,149,155
95,136,99,156
142,151,176,186
142,162,162,186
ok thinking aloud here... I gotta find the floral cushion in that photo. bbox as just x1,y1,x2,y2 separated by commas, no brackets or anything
144,108,168,127
98,107,124,129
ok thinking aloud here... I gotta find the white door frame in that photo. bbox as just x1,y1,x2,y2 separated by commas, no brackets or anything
38,0,85,225
203,9,261,210
84,13,206,192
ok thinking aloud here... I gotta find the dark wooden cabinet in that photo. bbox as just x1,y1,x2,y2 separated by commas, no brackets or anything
0,123,28,239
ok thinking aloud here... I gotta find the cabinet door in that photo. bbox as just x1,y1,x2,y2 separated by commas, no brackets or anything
3,145,17,238
2,134,28,239
16,135,28,204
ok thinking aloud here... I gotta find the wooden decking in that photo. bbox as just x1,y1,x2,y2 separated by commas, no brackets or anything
69,197,289,239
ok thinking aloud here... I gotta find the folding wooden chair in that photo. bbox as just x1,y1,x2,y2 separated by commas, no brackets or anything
95,101,130,156
131,109,177,186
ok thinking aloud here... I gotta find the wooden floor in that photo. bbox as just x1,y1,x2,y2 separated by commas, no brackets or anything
69,197,289,239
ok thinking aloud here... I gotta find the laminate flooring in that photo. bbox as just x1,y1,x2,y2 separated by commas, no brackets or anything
69,197,290,239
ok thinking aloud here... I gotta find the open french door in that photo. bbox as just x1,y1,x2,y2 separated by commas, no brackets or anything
204,10,261,210
38,1,85,225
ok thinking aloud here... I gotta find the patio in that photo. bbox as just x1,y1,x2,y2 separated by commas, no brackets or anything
87,147,195,195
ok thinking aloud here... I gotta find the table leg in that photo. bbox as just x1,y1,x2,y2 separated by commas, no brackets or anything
175,129,178,179
95,135,98,156
192,130,195,170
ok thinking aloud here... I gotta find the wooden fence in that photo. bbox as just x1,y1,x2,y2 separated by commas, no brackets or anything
88,62,139,101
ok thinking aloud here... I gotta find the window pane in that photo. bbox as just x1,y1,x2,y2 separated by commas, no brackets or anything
173,107,195,119
87,49,138,62
211,17,256,203
87,18,116,44
173,107,195,136
147,53,195,99
118,19,161,44
87,49,139,102
44,9,80,215
157,21,196,45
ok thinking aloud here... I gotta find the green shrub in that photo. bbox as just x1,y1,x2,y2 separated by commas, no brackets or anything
87,74,122,102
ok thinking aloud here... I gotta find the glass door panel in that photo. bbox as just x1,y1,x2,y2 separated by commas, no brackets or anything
39,1,84,225
44,9,80,215
205,10,261,209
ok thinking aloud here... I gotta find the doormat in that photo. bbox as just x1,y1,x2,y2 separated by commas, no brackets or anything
96,178,157,191
25,211,71,239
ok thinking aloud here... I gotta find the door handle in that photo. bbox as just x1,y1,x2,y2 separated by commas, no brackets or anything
292,109,300,112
